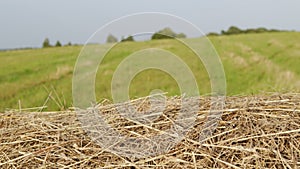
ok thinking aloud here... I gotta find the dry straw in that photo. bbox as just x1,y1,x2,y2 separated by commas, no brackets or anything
1,93,299,168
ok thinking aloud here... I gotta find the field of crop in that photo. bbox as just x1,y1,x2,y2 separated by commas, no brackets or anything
1,32,300,168
0,32,300,111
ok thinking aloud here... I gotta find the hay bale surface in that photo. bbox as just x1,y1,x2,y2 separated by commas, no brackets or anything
1,94,300,168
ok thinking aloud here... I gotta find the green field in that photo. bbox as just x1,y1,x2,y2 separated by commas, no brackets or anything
1,32,300,111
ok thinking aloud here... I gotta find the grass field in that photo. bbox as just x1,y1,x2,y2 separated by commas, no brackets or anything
1,32,300,111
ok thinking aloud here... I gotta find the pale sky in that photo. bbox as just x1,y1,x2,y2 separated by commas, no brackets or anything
0,0,299,49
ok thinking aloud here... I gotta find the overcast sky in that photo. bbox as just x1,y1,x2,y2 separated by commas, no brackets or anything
0,0,299,49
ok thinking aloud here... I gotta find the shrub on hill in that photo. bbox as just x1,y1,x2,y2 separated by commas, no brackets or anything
151,27,186,40
206,32,219,36
55,41,62,47
106,34,118,43
121,35,134,42
42,38,51,48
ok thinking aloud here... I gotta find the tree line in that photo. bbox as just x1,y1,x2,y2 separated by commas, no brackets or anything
43,26,286,48
106,27,187,43
207,26,285,36
42,38,72,48
42,28,186,48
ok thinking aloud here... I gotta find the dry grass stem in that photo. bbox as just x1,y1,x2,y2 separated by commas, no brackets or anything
1,93,299,168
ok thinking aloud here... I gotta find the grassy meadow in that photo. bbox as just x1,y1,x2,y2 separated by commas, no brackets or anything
1,32,300,111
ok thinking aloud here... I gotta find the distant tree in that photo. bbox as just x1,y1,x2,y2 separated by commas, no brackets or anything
245,27,280,34
121,35,134,42
176,33,187,38
106,34,118,43
158,27,175,38
55,41,62,47
226,26,242,35
207,32,219,36
269,29,280,32
151,33,172,40
255,27,268,33
151,27,177,40
67,42,72,46
42,38,51,48
151,27,187,40
244,28,256,34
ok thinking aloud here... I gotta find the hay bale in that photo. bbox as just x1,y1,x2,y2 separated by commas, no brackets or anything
0,93,299,168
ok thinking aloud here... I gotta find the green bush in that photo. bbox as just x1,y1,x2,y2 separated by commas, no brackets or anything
55,41,62,47
151,27,186,40
121,35,134,42
207,32,219,36
106,34,118,43
42,38,51,48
